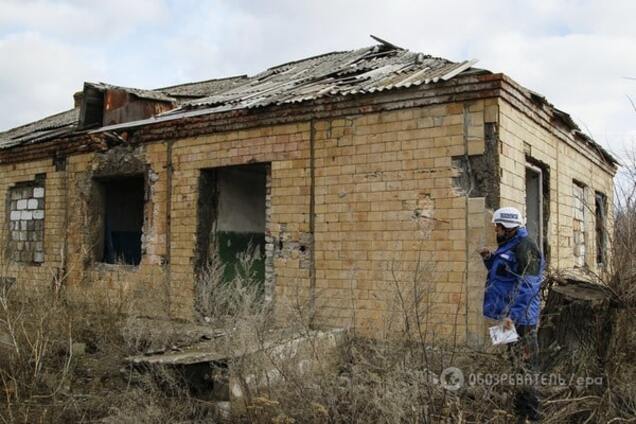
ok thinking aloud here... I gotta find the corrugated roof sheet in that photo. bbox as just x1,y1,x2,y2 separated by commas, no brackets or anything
157,75,249,99
0,76,252,148
3,43,480,148
0,108,79,149
0,41,616,168
170,45,478,114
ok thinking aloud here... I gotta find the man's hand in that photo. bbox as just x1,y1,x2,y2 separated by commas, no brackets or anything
502,317,514,330
478,248,491,259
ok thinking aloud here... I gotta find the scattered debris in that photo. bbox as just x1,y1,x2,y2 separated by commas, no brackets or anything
126,326,345,411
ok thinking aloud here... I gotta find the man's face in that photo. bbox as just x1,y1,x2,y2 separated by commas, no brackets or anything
495,223,514,244
495,224,510,244
495,223,506,239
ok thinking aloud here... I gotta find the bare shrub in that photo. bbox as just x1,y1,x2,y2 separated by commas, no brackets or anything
0,266,208,423
2,164,634,423
529,149,636,423
196,243,266,326
215,247,520,423
0,285,75,423
610,148,636,304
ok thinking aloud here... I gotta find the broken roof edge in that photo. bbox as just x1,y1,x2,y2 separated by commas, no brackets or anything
84,81,176,103
0,72,616,175
498,74,618,169
0,107,79,136
91,69,494,135
0,41,616,172
1,71,617,176
95,71,617,172
0,42,474,145
0,107,80,149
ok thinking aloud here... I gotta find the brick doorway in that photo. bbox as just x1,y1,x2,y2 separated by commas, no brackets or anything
195,163,270,304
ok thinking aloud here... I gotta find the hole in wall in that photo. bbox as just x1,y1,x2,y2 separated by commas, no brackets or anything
93,175,144,265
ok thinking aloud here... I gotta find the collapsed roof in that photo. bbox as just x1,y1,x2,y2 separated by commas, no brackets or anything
0,40,617,167
0,42,478,148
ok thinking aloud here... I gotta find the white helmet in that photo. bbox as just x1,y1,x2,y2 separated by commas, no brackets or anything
492,207,524,228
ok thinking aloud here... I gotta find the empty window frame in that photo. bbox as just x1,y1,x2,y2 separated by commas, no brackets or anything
572,181,587,267
7,179,45,264
525,164,544,254
595,191,608,266
93,176,145,265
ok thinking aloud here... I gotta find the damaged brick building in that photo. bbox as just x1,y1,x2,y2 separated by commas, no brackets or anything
0,41,616,343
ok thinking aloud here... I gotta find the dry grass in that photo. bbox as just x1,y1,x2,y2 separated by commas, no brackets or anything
0,263,633,423
1,162,635,423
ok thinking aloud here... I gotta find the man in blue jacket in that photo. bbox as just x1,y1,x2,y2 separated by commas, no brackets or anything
479,207,545,423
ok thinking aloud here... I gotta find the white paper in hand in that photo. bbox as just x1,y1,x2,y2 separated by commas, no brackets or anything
489,323,519,345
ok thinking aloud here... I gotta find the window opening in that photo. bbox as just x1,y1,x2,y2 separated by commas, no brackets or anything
95,176,144,265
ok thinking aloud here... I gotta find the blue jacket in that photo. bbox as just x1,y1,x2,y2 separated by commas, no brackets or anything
483,227,545,326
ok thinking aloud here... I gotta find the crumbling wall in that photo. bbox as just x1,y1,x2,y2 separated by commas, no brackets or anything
168,123,312,320
0,158,66,292
63,142,171,317
452,101,500,346
311,101,493,341
195,164,269,304
451,120,500,210
3,92,613,338
75,145,148,265
0,120,311,322
497,100,615,273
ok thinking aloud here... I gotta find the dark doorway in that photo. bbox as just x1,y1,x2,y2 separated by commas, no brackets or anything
525,165,542,250
95,176,144,265
595,191,608,266
525,163,549,257
196,164,268,283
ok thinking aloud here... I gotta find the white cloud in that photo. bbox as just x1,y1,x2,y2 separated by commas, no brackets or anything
0,0,168,41
470,31,636,153
0,32,105,128
0,0,633,158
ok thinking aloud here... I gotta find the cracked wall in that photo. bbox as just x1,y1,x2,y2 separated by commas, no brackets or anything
497,99,614,274
451,121,499,210
169,123,312,320
0,158,66,292
63,142,171,317
312,102,480,340
0,93,614,340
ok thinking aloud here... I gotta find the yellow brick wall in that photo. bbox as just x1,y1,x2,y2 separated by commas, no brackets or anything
2,95,611,343
0,125,312,320
0,102,494,343
312,100,497,342
62,147,171,316
0,158,65,290
169,123,312,320
0,145,172,314
498,99,615,274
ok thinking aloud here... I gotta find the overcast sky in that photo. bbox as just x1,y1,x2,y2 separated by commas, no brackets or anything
0,0,634,158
